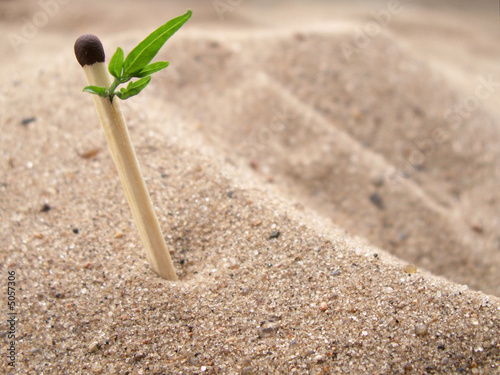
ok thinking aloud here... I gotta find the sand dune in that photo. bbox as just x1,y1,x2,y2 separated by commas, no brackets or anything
1,1,499,373
156,31,500,296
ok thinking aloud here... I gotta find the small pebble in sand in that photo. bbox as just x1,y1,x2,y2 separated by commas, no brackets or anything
258,326,277,338
40,203,51,212
404,264,417,274
134,353,146,361
319,302,328,311
251,220,262,227
403,363,413,372
249,159,259,170
80,148,100,159
314,354,325,364
415,323,428,336
88,341,100,353
91,363,102,373
471,222,484,234
369,192,384,209
21,116,36,126
331,269,342,276
269,230,280,239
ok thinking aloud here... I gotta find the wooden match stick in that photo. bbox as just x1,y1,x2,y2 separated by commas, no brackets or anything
74,34,177,281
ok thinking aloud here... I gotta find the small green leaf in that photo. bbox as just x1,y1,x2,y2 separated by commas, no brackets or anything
116,76,152,100
134,61,169,78
108,47,124,78
83,85,108,97
123,10,192,77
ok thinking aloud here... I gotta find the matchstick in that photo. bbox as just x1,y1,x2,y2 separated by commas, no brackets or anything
74,34,177,281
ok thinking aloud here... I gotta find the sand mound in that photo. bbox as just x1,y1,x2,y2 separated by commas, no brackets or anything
157,31,500,296
1,1,499,374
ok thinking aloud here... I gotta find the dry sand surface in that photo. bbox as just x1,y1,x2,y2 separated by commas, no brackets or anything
1,0,500,374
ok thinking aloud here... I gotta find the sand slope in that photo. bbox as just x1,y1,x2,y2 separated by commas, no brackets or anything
1,1,499,374
157,31,500,296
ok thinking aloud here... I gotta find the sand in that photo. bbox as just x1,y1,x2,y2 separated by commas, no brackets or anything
1,0,499,374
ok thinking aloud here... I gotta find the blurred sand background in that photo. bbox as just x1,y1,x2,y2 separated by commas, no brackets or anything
1,0,500,373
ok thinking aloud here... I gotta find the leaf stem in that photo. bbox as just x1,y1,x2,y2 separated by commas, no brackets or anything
108,76,129,102
107,78,118,102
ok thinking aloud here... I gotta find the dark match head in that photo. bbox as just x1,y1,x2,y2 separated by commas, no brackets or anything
74,34,105,67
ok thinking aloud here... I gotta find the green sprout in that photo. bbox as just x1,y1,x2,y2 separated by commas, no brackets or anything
74,10,192,280
83,9,192,102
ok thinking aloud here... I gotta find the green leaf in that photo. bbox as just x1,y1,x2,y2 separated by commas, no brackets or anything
116,76,151,100
83,85,108,97
123,10,192,77
108,47,124,78
134,61,169,78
